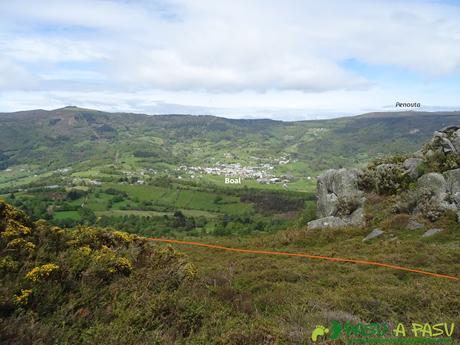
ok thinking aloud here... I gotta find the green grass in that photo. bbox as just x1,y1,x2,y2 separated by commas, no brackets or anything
105,183,254,214
106,183,169,201
96,209,166,217
139,221,460,344
199,174,315,193
6,179,301,237
0,166,53,190
53,210,80,220
96,209,219,219
181,209,220,218
84,194,111,211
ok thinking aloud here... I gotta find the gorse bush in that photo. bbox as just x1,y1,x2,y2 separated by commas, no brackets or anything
367,154,409,169
359,164,412,195
25,263,60,282
0,199,200,344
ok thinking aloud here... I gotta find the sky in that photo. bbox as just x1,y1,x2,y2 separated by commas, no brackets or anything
0,0,460,120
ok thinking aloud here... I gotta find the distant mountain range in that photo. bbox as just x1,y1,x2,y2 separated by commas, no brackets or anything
1,107,459,174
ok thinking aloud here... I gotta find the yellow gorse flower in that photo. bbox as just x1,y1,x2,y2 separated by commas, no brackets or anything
0,256,18,272
1,219,31,238
112,231,132,243
25,263,59,282
14,289,32,306
6,238,36,251
115,257,133,272
78,245,92,256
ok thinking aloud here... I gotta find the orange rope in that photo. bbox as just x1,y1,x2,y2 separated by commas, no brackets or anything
146,237,459,281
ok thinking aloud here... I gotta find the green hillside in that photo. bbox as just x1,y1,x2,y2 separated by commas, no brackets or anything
1,198,459,344
1,107,459,174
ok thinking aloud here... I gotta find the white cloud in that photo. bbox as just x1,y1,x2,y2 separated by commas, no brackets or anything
0,0,459,116
0,59,39,91
113,49,370,92
0,38,107,63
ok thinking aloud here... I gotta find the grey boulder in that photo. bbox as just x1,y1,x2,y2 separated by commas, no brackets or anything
444,168,460,196
406,219,424,230
316,168,363,218
403,158,424,179
422,228,444,237
307,216,347,230
416,173,455,214
452,129,460,152
363,228,384,242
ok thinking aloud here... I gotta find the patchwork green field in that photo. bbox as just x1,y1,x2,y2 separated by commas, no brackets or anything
3,175,312,238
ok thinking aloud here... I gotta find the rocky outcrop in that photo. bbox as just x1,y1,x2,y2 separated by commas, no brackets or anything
425,126,460,156
316,168,364,217
445,168,460,199
308,126,460,230
413,126,460,221
308,169,365,229
415,170,460,221
452,129,460,152
402,158,423,179
422,126,460,172
444,168,460,221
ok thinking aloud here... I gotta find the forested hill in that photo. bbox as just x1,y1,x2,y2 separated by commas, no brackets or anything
1,107,459,173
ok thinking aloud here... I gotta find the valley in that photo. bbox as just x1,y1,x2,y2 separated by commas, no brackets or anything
1,107,460,238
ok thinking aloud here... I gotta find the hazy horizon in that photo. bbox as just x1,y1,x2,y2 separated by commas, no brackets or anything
4,105,460,123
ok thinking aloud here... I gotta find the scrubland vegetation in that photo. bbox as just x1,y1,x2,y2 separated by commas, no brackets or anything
1,198,459,344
